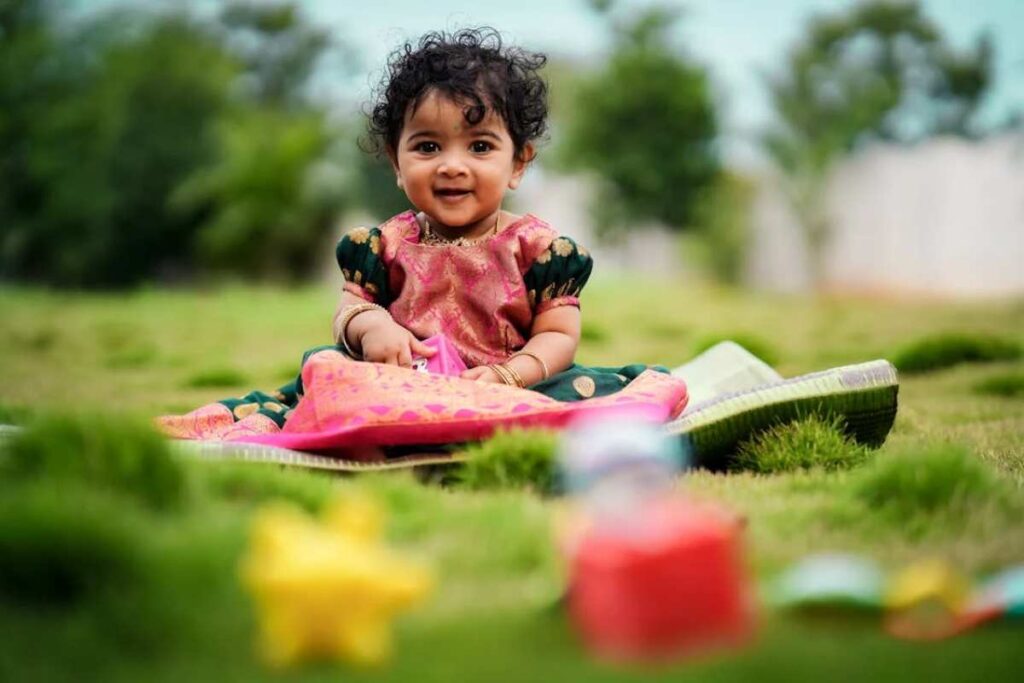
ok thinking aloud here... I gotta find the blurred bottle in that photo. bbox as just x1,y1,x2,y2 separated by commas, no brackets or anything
558,410,753,661
559,410,684,532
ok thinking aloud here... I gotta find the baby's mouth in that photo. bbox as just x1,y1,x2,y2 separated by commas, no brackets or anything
434,188,472,200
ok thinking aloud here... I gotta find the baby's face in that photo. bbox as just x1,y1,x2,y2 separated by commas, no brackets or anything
392,90,529,239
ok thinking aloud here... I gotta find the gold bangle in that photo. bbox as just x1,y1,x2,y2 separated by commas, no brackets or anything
487,363,517,386
510,351,549,380
501,362,526,388
335,302,388,360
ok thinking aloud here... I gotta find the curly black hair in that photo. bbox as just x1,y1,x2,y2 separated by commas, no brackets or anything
368,27,548,160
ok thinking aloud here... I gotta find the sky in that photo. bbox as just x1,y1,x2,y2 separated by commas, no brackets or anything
72,0,1024,166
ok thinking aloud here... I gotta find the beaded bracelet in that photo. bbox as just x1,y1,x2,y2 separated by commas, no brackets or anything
335,302,389,360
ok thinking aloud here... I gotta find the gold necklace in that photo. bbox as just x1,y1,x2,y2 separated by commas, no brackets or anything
421,212,501,246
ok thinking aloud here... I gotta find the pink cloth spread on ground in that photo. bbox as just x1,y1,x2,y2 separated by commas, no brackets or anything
158,349,688,458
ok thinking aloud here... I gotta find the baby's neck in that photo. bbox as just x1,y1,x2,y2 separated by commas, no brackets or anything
418,210,521,242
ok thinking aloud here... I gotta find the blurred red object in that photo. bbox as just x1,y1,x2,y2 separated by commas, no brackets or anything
568,498,753,661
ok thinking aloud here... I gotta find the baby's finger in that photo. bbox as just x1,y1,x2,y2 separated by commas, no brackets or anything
397,346,413,368
409,336,437,357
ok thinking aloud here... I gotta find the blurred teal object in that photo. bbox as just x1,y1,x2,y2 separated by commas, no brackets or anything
772,554,884,611
973,566,1024,619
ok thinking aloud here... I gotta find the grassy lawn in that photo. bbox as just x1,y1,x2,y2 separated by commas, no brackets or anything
1,278,1023,681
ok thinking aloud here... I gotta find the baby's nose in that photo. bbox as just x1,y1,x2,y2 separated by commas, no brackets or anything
437,153,469,176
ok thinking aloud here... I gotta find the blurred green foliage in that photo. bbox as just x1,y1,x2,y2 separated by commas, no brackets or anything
0,0,346,286
850,442,1010,522
454,428,560,493
0,484,145,605
892,332,1021,374
690,172,756,284
1,2,235,286
972,371,1024,398
5,412,186,511
561,3,718,236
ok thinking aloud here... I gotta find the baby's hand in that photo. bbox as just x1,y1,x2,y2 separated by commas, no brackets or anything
460,366,503,383
358,319,436,367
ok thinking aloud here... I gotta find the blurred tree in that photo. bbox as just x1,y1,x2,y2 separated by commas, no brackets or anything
172,109,339,279
560,2,718,235
0,0,59,280
1,4,236,286
691,173,755,284
220,0,329,108
351,152,409,222
761,0,993,283
174,1,346,281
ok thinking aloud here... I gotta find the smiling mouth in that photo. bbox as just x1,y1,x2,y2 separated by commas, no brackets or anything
434,189,471,199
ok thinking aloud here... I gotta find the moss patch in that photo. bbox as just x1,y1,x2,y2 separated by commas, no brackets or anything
733,415,872,474
892,333,1020,374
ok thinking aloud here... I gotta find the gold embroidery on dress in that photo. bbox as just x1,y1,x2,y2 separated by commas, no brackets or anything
369,234,381,254
535,249,551,264
573,376,596,398
233,402,259,419
577,244,590,258
527,289,536,308
342,268,351,281
353,269,363,285
551,238,573,257
348,226,370,244
540,282,556,303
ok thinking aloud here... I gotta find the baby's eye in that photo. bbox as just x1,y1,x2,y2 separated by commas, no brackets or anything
415,141,440,153
470,140,493,154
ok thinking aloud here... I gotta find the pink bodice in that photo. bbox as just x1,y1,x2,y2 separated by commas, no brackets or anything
375,211,560,368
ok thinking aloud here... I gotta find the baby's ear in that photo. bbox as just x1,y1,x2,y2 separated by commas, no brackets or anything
387,150,404,189
508,143,536,190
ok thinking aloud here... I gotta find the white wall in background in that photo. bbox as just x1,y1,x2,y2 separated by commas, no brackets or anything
748,133,1024,298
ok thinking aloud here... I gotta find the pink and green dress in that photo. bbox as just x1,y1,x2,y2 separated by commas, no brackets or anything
159,212,686,454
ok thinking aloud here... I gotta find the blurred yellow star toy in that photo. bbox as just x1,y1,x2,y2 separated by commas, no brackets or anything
240,494,434,667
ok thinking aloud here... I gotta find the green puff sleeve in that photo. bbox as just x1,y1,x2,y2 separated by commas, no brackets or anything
335,226,391,305
523,236,594,314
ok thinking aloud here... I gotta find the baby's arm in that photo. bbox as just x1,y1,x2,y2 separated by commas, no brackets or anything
461,305,581,385
514,305,580,384
333,292,434,367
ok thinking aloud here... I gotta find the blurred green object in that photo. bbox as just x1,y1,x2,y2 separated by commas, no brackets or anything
4,412,186,511
892,333,1021,374
0,484,143,605
972,372,1024,398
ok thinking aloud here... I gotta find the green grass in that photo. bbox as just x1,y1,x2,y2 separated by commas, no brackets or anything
184,367,251,388
733,415,872,474
454,428,560,493
1,280,1023,681
892,332,1021,374
974,371,1024,398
